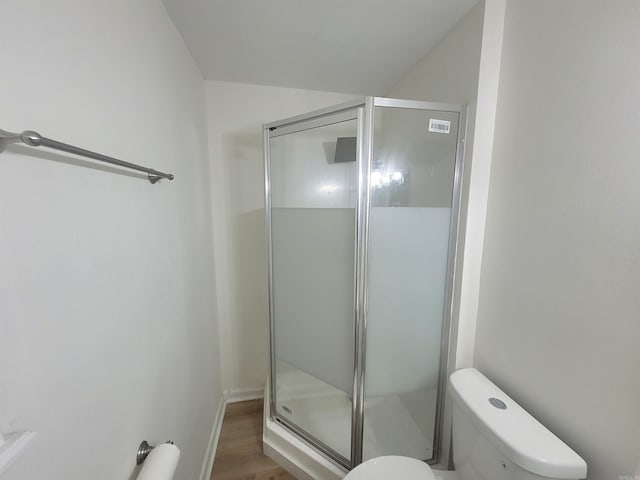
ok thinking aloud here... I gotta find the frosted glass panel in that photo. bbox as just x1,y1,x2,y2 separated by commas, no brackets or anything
272,208,355,392
365,207,450,396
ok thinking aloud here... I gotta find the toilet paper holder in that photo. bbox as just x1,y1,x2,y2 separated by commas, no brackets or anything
137,440,175,465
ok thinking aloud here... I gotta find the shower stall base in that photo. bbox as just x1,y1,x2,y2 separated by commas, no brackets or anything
276,360,435,461
263,380,346,480
264,364,437,478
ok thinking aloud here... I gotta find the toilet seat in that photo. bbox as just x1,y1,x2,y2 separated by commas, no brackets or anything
344,456,436,480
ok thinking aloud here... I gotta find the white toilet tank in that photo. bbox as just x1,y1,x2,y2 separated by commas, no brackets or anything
449,369,587,480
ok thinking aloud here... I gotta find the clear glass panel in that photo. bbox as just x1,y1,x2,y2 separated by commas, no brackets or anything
363,107,460,461
269,116,357,462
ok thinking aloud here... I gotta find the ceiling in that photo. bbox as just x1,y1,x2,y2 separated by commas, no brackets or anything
163,0,479,95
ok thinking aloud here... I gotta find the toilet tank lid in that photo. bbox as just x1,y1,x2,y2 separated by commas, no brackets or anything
449,369,587,479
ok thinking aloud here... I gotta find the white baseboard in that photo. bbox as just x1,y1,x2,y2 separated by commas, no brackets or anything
223,387,264,403
198,397,226,480
198,387,265,480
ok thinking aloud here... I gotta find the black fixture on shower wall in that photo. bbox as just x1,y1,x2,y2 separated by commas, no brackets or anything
334,136,357,163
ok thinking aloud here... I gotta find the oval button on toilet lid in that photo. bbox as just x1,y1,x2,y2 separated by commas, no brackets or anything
345,456,436,480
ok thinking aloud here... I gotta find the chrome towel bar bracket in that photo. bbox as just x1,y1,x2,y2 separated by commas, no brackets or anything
0,129,174,184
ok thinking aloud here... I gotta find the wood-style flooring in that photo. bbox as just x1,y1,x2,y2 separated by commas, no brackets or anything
211,399,297,480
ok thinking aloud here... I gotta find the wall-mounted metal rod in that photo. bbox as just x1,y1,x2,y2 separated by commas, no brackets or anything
0,129,174,184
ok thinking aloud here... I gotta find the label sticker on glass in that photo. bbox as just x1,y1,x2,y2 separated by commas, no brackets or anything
428,118,451,134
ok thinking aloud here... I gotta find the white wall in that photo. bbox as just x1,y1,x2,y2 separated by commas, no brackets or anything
0,2,220,480
387,2,484,104
205,81,358,392
474,1,640,479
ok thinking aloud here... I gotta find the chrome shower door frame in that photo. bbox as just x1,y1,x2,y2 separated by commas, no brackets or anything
263,97,468,471
264,99,364,469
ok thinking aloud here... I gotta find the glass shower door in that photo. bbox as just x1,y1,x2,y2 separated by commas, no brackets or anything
267,110,359,465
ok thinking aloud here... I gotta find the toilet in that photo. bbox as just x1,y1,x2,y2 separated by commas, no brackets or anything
344,368,587,480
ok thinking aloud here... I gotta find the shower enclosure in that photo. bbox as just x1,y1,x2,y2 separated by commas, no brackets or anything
264,97,466,470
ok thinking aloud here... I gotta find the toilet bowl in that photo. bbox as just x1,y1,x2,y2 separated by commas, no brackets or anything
343,368,587,480
344,456,436,480
344,456,460,480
